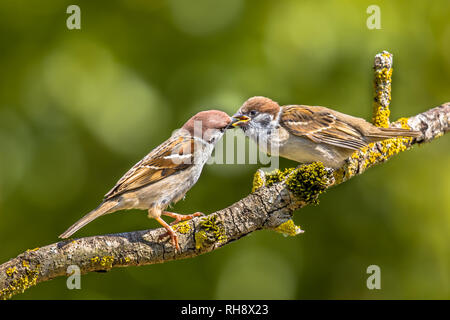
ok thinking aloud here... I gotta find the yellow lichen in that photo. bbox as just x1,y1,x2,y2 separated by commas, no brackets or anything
99,256,114,268
194,230,208,250
90,256,100,264
194,215,227,250
118,256,131,264
397,117,411,130
6,267,17,277
332,163,357,184
26,247,39,252
90,255,114,269
342,118,412,175
381,52,391,60
372,64,393,128
332,167,346,185
372,107,390,128
252,169,265,192
173,221,191,234
1,264,40,300
333,156,360,183
273,219,304,237
359,135,411,170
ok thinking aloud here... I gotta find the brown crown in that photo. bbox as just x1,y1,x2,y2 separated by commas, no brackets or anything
240,96,280,117
182,110,231,136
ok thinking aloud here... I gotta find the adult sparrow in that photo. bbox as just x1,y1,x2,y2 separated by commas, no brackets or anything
232,96,421,168
60,110,232,251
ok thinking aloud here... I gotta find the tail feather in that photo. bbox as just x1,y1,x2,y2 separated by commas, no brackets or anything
59,201,118,239
369,127,422,139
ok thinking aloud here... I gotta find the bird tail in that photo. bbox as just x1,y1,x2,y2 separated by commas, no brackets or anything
59,200,119,239
369,127,421,139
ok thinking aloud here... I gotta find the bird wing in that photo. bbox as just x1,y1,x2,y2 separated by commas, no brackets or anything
280,105,368,150
103,135,196,200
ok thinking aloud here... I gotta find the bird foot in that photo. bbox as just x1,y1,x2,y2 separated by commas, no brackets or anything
156,212,204,252
155,217,181,252
158,228,180,252
163,211,204,226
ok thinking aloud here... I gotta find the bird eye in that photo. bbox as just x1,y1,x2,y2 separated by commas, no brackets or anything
249,110,257,117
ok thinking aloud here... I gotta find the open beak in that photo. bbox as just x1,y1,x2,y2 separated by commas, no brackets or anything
230,114,250,127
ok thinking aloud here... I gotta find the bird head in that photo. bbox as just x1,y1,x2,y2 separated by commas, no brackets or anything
231,96,281,132
182,110,232,144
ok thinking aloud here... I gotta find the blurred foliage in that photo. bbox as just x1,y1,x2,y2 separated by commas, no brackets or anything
0,0,449,299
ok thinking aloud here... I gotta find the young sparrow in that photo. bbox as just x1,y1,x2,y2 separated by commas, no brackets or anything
60,110,232,251
232,96,421,168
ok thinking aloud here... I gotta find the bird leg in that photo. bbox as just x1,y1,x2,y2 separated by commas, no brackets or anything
155,216,180,252
155,212,204,251
163,211,204,226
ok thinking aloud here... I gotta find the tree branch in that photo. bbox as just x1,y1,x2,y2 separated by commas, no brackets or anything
1,53,449,300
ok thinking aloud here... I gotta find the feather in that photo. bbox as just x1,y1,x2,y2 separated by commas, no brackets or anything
281,105,368,150
103,135,196,200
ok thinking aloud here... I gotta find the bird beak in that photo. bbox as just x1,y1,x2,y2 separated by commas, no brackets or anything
230,114,250,127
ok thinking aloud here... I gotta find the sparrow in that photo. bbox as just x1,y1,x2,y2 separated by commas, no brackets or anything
232,96,421,168
59,110,233,251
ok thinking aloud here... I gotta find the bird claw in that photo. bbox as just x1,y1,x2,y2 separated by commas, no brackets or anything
157,212,204,252
158,230,180,252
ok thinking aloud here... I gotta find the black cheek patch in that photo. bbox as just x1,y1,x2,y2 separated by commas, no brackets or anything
258,117,271,128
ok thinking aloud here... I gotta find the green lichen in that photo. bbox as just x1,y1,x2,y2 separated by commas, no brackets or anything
284,163,330,204
195,215,227,250
251,163,330,204
173,220,191,234
266,168,294,186
273,219,304,237
254,167,296,190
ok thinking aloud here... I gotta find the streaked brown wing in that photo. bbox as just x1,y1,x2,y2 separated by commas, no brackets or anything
104,135,195,200
280,105,368,150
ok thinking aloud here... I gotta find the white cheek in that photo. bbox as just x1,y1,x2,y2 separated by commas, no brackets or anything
202,129,224,144
246,125,268,146
244,125,259,141
209,130,224,145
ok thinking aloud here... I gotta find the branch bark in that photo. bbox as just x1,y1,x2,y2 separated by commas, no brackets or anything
1,53,449,300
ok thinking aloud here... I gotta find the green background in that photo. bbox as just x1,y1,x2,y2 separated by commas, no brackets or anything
0,0,449,299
